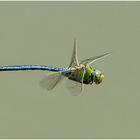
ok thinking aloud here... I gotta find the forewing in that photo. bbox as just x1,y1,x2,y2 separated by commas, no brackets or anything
40,72,64,90
66,68,85,96
80,52,111,65
69,39,79,67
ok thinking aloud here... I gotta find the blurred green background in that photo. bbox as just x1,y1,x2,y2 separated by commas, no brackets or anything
0,2,139,138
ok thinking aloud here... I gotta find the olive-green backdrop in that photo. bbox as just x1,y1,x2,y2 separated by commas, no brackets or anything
0,1,139,138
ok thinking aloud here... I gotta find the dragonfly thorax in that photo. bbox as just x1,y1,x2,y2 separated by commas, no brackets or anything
66,65,93,85
83,66,94,84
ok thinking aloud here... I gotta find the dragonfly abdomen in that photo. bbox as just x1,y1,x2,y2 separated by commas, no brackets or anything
0,65,69,72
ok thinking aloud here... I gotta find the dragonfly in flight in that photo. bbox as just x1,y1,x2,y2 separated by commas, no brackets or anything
0,40,110,95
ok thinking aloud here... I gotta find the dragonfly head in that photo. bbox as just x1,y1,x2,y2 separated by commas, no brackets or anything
92,69,104,85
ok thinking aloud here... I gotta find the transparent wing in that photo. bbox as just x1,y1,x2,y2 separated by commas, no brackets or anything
66,68,85,96
40,72,64,90
80,52,111,65
69,39,79,67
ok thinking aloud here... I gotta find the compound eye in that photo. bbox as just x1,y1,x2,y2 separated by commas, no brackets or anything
93,70,104,85
95,74,104,84
100,74,104,80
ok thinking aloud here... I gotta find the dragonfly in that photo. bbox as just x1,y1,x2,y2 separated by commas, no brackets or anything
0,40,110,95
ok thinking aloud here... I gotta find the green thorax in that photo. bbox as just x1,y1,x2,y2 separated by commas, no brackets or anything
84,66,94,80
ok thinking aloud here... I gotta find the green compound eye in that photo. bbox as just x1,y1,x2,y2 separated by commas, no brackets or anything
93,70,104,85
95,74,104,84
